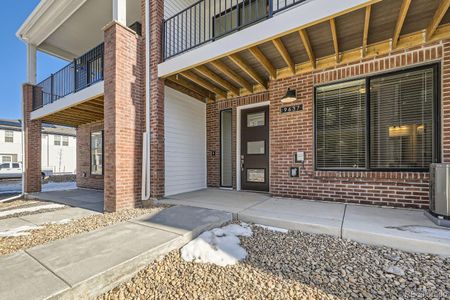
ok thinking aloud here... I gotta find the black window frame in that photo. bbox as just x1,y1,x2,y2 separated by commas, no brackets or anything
314,63,441,172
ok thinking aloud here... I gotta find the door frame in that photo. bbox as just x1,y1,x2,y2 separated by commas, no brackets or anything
236,101,270,191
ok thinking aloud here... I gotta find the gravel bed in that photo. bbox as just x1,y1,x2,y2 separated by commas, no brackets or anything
0,200,66,220
0,208,158,256
99,226,449,300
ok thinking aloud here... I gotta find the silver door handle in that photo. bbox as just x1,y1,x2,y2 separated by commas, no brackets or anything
241,155,244,171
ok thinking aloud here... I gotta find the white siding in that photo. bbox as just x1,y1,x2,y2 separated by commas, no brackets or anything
164,86,206,196
41,134,77,174
0,130,22,162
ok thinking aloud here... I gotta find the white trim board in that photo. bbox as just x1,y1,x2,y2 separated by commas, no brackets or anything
236,101,270,191
158,0,377,77
30,81,104,121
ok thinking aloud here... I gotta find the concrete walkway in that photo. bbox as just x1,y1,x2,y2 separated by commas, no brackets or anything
160,189,450,256
28,188,104,212
0,206,231,300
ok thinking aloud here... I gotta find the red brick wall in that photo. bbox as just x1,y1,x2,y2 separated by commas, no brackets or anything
76,120,104,190
23,84,42,193
207,41,447,209
103,22,145,212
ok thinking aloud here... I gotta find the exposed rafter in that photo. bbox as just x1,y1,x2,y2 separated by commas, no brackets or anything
426,0,450,41
249,47,277,79
180,70,227,98
228,54,267,89
329,18,339,63
167,75,212,100
298,29,315,68
210,60,253,94
393,0,412,49
195,65,240,96
362,5,371,56
272,38,295,75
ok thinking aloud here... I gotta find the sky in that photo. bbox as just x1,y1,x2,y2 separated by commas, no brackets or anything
0,1,67,120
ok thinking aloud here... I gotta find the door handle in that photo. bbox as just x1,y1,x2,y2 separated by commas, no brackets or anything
241,155,244,172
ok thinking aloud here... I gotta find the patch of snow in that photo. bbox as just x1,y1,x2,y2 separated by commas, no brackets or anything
255,224,289,233
181,224,252,267
0,203,65,218
0,225,43,237
51,218,72,225
386,225,450,240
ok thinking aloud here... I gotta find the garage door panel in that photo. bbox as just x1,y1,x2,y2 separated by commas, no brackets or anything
164,87,207,196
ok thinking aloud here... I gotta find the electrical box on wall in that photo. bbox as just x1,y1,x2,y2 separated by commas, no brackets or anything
295,152,305,163
290,167,299,177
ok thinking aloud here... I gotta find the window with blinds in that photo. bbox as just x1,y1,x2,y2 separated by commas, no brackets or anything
316,79,367,169
370,67,435,170
315,65,438,171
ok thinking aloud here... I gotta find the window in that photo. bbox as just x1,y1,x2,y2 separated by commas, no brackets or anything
1,156,12,163
247,112,265,127
62,136,69,146
54,135,61,146
5,131,14,143
221,110,233,187
315,65,439,171
91,131,103,175
316,80,366,169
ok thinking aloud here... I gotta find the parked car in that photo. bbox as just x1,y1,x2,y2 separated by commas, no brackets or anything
0,163,52,180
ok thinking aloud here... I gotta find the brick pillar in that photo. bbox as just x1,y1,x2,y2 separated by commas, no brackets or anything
103,22,145,212
148,0,165,198
23,84,42,193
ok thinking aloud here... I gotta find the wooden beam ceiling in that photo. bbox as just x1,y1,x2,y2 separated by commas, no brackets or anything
272,38,295,75
329,18,340,63
298,29,315,68
426,0,450,41
194,65,240,96
210,60,254,94
362,5,372,57
180,70,227,98
229,54,267,89
249,47,277,79
167,75,212,100
392,0,412,49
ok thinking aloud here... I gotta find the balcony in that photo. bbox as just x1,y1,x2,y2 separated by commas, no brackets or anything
33,43,104,111
163,0,307,61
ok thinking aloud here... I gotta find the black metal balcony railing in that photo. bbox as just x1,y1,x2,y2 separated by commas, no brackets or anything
33,43,104,110
163,0,307,60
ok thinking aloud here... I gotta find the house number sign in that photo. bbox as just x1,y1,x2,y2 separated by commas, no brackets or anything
280,104,303,113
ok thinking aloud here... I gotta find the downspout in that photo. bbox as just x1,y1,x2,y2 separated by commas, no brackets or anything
141,0,151,201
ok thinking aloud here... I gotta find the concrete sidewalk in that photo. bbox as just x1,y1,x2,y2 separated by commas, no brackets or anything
160,189,450,256
0,206,231,300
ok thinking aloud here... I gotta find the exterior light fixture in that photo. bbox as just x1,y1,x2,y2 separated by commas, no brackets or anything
281,88,297,103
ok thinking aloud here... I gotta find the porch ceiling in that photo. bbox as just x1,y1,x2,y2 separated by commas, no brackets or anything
38,96,104,127
163,0,450,102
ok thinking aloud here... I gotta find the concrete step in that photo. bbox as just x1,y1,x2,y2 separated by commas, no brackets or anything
0,206,232,300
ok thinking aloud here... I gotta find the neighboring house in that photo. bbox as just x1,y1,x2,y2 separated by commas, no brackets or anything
16,0,450,212
0,119,76,174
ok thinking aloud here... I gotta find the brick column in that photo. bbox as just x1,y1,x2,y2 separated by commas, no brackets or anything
148,0,165,198
23,84,42,193
103,22,145,212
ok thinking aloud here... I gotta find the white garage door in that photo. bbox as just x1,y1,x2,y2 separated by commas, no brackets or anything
164,87,207,196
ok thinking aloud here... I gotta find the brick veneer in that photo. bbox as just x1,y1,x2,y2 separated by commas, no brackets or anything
103,22,145,212
23,84,42,193
76,120,104,190
207,41,449,209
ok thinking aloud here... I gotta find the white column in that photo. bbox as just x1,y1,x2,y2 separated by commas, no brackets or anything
112,0,127,25
26,43,37,85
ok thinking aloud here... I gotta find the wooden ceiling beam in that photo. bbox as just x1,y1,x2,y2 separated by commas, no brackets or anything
228,54,267,89
298,29,316,68
167,75,212,100
393,0,412,49
362,5,372,57
426,0,450,41
180,70,227,98
194,65,240,96
210,60,253,93
329,18,340,63
249,46,277,79
272,38,295,75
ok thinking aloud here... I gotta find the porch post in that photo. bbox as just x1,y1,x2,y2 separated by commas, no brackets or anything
26,44,36,85
112,0,127,26
22,84,42,193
